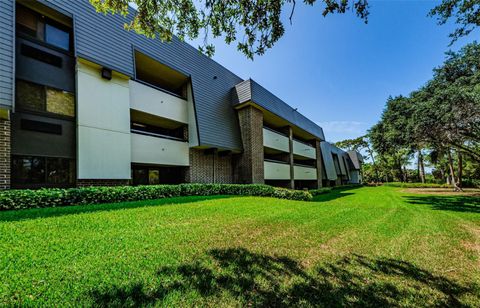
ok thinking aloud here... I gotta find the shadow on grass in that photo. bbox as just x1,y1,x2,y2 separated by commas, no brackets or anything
91,248,477,307
404,195,480,213
0,195,234,223
312,186,363,203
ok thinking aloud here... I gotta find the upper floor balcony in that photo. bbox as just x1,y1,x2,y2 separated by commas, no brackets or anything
293,139,316,159
131,132,189,166
129,80,188,124
264,160,291,180
263,127,289,153
293,165,317,180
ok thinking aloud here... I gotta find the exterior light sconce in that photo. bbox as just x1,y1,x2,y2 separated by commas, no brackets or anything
101,67,112,80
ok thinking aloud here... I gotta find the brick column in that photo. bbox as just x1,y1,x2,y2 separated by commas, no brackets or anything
0,109,11,190
234,105,264,184
314,140,324,188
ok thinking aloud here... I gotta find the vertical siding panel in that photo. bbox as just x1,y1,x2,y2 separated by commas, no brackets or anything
0,0,14,109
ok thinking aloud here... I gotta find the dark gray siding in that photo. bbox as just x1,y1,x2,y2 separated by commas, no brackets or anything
42,0,243,150
320,142,337,180
11,113,75,158
0,0,14,109
233,79,252,104
234,79,325,141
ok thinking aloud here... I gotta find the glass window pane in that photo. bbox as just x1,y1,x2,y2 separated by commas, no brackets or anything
12,156,45,184
45,24,70,51
16,5,38,37
46,158,75,185
149,170,159,185
133,169,149,185
46,88,75,117
16,80,46,112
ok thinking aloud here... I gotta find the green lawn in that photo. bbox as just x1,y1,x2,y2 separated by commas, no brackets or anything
1,186,479,307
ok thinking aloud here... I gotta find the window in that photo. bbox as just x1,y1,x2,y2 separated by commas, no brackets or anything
16,79,75,117
16,4,72,52
12,156,75,188
16,5,38,38
132,166,185,185
46,157,75,185
46,88,75,117
16,80,45,112
45,24,70,51
12,156,45,185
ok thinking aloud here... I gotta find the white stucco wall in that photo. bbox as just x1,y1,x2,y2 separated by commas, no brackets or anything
76,59,131,179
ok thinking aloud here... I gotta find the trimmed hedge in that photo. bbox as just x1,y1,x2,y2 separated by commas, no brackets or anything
0,184,312,211
309,187,333,196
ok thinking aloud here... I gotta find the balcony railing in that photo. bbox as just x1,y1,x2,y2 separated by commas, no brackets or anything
293,165,317,180
263,127,289,152
129,80,188,124
264,160,291,180
293,139,316,159
131,132,189,166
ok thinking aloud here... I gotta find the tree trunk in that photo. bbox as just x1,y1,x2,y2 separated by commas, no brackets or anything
447,150,462,192
418,151,425,183
403,165,408,182
366,145,379,183
457,151,463,189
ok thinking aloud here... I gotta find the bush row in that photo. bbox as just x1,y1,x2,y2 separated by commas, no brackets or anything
0,184,313,211
309,187,333,196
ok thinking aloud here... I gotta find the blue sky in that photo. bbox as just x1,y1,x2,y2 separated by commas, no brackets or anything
188,0,477,143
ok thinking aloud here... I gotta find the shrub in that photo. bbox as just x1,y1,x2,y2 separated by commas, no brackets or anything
0,184,312,211
272,188,312,201
309,187,333,196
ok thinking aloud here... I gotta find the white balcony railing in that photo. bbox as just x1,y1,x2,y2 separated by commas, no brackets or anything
294,165,317,180
263,128,289,152
131,132,189,166
293,140,316,159
129,80,188,124
264,161,291,180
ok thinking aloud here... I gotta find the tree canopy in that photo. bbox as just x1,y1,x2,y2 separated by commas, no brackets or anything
90,0,479,58
366,42,480,189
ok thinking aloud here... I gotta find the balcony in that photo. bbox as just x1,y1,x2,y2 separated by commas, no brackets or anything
264,160,291,180
294,165,317,180
131,132,189,166
129,80,188,124
263,127,289,152
293,139,316,159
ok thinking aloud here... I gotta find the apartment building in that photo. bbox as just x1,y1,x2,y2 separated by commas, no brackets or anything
0,0,362,190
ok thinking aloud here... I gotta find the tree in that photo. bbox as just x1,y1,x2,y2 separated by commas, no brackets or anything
335,135,379,182
89,0,369,59
90,0,479,59
430,0,480,45
368,96,417,182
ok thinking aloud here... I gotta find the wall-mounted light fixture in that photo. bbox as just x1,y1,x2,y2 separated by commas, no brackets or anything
101,67,112,80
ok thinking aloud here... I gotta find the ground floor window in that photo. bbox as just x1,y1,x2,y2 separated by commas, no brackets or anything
11,155,75,188
131,165,186,185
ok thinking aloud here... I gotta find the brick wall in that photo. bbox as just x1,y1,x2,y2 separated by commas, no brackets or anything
0,113,11,190
188,148,233,184
77,179,129,187
234,105,264,184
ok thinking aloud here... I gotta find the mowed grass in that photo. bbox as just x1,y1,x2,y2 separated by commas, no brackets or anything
1,186,479,307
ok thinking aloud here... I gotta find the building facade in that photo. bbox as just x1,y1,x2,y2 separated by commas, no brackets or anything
0,0,362,190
